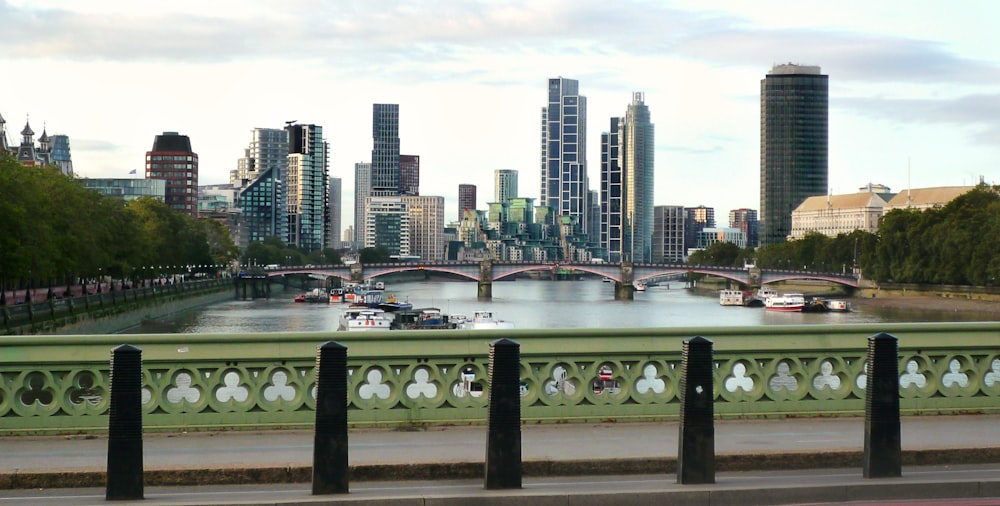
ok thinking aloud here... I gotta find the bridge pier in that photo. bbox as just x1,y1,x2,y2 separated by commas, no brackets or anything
350,263,364,284
478,259,493,301
615,262,634,301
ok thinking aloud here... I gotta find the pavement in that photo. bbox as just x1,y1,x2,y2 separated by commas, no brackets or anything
2,415,1000,505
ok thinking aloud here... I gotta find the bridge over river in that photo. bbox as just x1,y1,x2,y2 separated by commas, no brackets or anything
253,260,861,300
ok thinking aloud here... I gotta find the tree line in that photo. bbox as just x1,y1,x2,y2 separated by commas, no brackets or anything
0,154,238,295
688,185,1000,286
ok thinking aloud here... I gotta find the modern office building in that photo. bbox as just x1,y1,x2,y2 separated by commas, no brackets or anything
494,169,518,203
760,64,829,247
601,92,654,262
728,208,759,249
145,131,198,216
49,134,73,176
354,162,372,244
403,195,444,260
236,166,284,250
652,205,685,263
79,178,166,201
696,227,746,249
364,196,410,256
371,104,400,196
285,123,329,252
329,177,342,249
400,154,419,195
458,184,476,221
540,77,588,232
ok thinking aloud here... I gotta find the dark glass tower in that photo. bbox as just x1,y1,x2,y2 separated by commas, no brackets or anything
371,104,400,196
760,64,828,247
540,77,588,232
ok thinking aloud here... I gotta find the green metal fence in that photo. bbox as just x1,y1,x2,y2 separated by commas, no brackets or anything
0,322,997,434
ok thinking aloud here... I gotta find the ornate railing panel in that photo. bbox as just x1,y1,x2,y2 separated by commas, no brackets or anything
0,323,997,434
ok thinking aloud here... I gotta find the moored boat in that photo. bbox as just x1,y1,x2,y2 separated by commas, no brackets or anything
459,310,515,330
378,293,413,312
719,289,745,306
765,293,806,312
338,307,392,331
633,281,647,291
825,299,852,312
390,307,457,330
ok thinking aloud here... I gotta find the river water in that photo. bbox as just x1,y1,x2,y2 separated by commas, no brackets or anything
123,279,994,334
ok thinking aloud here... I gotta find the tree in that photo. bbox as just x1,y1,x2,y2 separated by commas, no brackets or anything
359,247,391,264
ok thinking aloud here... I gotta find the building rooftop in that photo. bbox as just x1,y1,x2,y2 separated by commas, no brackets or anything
884,186,975,209
795,192,888,212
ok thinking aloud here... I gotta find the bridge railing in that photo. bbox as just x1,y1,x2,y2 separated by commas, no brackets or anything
4,322,995,435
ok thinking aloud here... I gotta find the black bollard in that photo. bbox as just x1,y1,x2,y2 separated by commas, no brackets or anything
484,338,521,489
106,344,144,500
863,332,902,478
677,336,715,484
312,341,349,495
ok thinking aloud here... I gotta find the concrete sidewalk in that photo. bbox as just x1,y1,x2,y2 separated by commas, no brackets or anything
3,415,999,490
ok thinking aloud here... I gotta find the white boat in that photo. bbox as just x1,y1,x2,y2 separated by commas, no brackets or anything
765,293,806,312
459,310,515,330
633,281,646,291
825,299,852,312
338,307,392,331
719,289,745,306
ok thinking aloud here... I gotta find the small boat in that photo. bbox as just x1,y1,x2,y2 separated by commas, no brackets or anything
601,277,613,283
633,281,646,291
378,293,413,312
329,288,345,303
339,307,392,331
745,287,777,308
298,288,329,303
826,299,852,312
765,293,806,312
293,293,306,303
373,281,386,290
459,310,515,330
390,307,457,330
719,289,745,306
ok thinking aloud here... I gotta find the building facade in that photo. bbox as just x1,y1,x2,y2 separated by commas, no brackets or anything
354,162,372,244
364,196,410,256
760,64,829,247
684,206,715,254
728,208,759,249
285,123,329,252
371,104,400,196
884,186,975,212
399,154,419,195
652,205,685,263
145,131,198,216
232,128,287,187
236,166,284,250
458,183,476,221
601,92,654,262
79,178,166,201
696,227,746,249
402,195,444,261
329,177,342,249
540,77,588,232
494,169,518,203
790,192,888,239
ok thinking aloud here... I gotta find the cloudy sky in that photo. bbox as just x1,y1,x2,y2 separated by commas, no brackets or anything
3,0,998,230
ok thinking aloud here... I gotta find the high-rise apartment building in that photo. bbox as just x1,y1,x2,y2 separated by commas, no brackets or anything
146,131,198,216
540,77,588,232
371,104,400,196
458,184,476,221
494,169,518,203
49,134,73,176
232,128,287,186
364,196,410,256
760,64,829,247
728,208,759,248
403,195,444,261
684,206,715,254
236,166,283,250
285,123,328,252
329,177,342,249
601,92,654,262
399,154,419,195
652,205,685,263
354,162,372,244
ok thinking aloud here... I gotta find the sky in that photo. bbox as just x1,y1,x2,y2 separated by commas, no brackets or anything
2,0,999,231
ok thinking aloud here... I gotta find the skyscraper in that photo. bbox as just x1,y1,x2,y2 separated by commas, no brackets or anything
760,64,829,247
285,123,328,252
403,195,445,261
601,92,654,262
399,154,419,195
354,162,371,244
494,169,518,203
458,184,476,221
146,131,198,216
234,128,289,249
729,208,759,248
233,128,287,186
329,177,342,249
540,77,588,232
371,104,400,196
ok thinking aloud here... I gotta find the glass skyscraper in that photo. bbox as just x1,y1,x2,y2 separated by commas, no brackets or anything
601,92,654,262
285,123,328,252
371,104,400,196
540,77,588,232
760,64,828,247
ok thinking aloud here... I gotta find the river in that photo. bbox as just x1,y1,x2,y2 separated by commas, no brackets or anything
122,279,994,334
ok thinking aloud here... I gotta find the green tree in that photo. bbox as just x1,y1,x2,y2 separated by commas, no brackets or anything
359,247,391,263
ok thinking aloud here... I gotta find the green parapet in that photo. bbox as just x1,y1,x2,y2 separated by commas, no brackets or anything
0,323,998,435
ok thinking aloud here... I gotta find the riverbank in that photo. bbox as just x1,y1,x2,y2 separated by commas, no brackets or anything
852,293,1000,317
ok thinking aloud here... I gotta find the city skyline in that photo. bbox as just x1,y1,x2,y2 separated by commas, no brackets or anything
2,1,999,229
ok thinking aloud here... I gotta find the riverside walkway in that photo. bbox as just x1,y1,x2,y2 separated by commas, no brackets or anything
3,415,999,504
